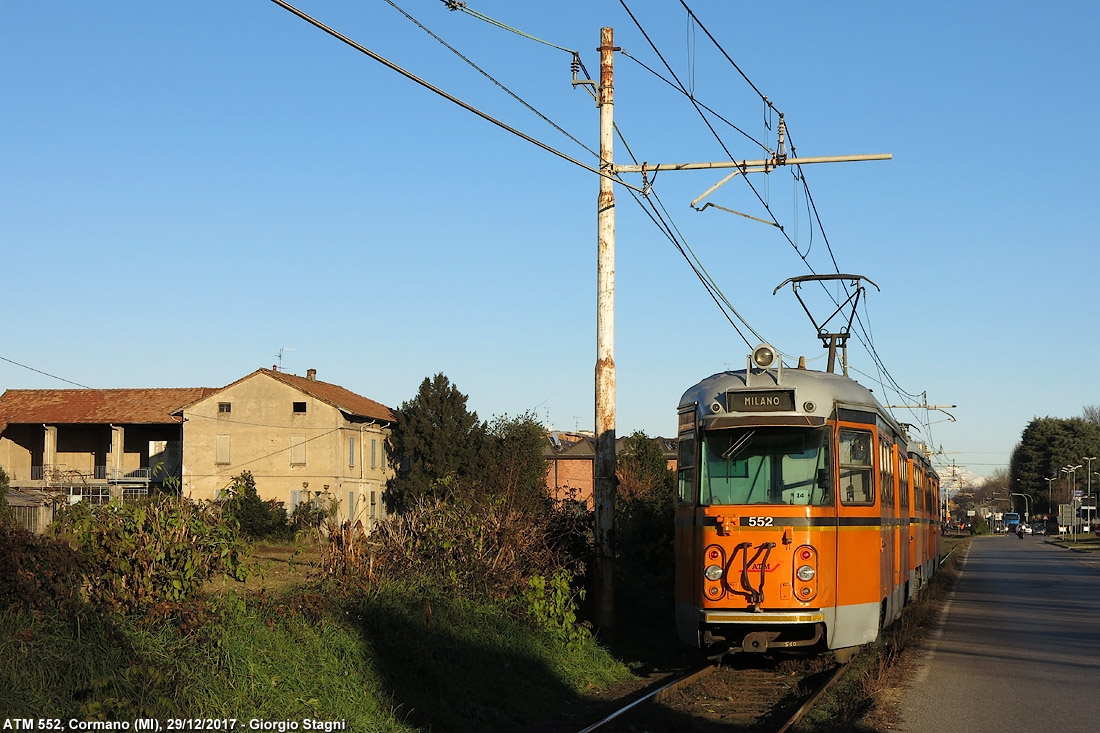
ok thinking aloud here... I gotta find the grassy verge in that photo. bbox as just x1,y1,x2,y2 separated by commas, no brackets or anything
1,576,631,730
1045,534,1100,551
795,536,969,731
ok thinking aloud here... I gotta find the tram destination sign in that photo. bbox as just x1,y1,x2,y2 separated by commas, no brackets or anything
728,389,795,412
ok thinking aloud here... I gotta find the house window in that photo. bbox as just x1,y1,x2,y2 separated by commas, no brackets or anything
218,402,231,414
290,435,306,466
215,435,231,465
371,439,377,468
349,436,356,468
370,490,377,518
293,402,307,413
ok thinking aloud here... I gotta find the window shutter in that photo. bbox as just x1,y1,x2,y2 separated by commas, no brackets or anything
215,435,231,465
290,435,306,465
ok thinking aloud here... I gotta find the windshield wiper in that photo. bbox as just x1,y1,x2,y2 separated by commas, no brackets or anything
721,430,756,462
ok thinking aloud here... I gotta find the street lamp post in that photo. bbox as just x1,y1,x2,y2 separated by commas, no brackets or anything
1085,458,1097,529
1045,476,1057,519
1062,465,1082,538
1010,492,1031,522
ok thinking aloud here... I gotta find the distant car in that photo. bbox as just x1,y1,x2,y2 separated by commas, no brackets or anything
1019,523,1033,535
1031,522,1047,535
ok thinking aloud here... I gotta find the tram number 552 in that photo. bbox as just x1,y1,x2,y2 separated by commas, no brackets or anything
747,517,774,527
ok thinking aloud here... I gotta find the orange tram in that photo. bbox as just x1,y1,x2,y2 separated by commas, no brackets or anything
674,345,941,659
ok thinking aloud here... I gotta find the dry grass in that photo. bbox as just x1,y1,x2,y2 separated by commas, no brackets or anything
799,537,967,731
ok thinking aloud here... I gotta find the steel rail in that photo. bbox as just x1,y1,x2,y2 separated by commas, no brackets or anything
574,661,718,733
775,661,851,733
575,656,850,732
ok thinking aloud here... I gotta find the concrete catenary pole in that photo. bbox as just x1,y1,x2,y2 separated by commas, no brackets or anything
593,26,617,632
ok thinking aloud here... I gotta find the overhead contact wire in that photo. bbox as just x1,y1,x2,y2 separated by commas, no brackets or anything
672,0,930,419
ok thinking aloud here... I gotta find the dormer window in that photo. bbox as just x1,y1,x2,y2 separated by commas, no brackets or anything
293,402,307,413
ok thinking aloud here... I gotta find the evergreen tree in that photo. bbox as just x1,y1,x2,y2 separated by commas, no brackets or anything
222,470,290,539
385,374,486,510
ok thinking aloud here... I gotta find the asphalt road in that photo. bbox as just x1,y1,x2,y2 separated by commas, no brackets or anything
898,535,1100,731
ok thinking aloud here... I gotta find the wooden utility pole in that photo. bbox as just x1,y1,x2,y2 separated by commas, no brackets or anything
593,26,617,633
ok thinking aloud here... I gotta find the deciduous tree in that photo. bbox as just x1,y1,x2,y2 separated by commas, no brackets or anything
615,431,675,570
480,412,549,514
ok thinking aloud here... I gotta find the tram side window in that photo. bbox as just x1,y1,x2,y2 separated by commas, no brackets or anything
910,464,919,510
677,432,696,505
839,429,874,505
879,439,895,509
899,458,910,511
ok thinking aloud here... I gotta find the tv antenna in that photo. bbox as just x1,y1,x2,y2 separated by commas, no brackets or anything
276,347,295,371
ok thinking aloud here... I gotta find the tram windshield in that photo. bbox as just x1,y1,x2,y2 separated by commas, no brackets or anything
700,426,832,506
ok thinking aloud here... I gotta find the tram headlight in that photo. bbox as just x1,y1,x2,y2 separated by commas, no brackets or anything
796,565,816,582
704,565,724,582
752,344,777,368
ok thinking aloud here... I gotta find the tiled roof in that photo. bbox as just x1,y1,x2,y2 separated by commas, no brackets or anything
261,369,396,423
0,387,216,427
543,434,678,459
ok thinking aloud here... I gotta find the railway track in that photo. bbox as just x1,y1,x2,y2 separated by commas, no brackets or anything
576,653,848,732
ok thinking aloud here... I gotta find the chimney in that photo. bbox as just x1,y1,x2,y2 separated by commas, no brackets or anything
306,368,317,381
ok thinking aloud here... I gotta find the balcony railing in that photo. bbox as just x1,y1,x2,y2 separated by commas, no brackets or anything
109,467,152,482
25,465,154,485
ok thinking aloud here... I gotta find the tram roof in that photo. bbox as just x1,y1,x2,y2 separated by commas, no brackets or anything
679,367,938,478
680,366,876,410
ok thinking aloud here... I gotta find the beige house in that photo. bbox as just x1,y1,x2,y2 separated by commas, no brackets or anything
0,387,211,499
0,386,212,530
177,368,395,528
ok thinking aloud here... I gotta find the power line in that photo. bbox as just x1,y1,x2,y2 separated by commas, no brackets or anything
264,0,644,193
390,0,600,161
286,0,935,439
0,355,91,389
441,1,577,56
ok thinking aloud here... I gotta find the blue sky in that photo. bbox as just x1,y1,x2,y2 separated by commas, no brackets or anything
3,0,1098,484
